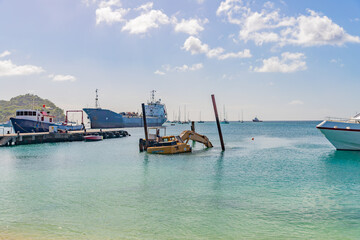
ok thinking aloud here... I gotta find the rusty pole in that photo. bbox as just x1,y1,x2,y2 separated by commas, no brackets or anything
211,94,225,151
141,103,149,148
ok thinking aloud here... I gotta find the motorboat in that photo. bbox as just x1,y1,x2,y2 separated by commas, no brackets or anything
84,135,103,141
317,114,360,150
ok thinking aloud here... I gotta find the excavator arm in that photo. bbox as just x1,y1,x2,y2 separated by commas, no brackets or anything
179,130,213,148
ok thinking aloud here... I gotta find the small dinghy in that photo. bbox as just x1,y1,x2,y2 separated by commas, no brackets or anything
84,135,103,141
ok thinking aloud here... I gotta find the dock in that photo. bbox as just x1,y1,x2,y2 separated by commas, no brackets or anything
0,129,130,147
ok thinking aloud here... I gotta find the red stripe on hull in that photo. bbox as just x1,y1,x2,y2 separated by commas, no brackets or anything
316,126,360,132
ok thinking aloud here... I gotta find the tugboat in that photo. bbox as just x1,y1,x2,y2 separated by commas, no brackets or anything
10,108,83,133
252,116,263,122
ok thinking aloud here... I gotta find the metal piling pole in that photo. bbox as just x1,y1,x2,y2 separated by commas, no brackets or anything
142,103,149,149
211,94,225,151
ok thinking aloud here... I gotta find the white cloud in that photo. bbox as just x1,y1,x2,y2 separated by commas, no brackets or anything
122,9,170,34
96,0,129,25
216,0,360,47
253,52,307,73
175,63,203,72
49,74,76,82
0,60,44,77
135,2,153,12
99,0,122,8
182,36,251,60
218,49,252,60
156,63,203,74
154,70,165,75
289,100,304,105
330,58,344,67
174,18,208,35
0,50,11,58
95,1,172,34
263,1,274,9
197,0,205,4
96,7,128,24
182,36,209,55
284,10,360,46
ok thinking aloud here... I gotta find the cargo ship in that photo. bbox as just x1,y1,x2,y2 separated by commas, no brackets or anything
83,90,167,129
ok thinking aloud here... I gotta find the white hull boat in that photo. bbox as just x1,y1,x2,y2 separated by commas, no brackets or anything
317,116,360,150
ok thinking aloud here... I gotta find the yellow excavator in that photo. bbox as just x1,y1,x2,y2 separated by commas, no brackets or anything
139,129,213,154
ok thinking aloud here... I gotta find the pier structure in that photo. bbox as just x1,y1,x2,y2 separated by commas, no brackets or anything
0,129,129,147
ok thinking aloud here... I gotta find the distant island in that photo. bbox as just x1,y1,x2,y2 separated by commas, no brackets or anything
0,94,65,123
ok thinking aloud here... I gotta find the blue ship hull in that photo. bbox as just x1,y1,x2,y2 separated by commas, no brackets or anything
10,118,83,133
83,108,167,128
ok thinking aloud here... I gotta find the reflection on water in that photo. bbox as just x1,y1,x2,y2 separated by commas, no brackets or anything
323,150,360,163
213,152,224,191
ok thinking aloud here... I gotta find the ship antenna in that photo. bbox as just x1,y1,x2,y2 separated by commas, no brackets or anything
95,89,100,108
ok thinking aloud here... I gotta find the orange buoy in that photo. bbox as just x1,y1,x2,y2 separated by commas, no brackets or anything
252,137,254,140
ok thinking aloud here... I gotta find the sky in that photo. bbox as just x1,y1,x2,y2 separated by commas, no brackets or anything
1,0,360,121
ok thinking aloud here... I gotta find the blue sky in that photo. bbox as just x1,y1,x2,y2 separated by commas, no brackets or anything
1,0,360,121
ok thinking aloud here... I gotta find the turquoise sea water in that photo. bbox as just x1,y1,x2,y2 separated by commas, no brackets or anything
1,121,360,239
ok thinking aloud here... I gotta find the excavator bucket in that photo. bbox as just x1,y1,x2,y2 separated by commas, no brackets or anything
179,130,213,148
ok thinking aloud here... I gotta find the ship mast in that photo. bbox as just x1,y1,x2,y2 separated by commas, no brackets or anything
95,89,100,108
150,90,156,103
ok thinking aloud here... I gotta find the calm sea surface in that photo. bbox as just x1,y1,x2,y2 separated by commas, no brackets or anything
1,121,360,239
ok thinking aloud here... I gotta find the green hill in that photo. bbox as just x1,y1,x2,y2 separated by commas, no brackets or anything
0,94,65,123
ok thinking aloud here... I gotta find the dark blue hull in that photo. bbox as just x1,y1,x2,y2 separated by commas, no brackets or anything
83,108,167,129
10,118,83,133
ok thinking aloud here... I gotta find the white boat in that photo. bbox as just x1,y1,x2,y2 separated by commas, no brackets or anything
317,114,360,150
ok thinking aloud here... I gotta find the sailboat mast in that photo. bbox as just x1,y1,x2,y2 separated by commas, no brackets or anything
223,105,225,121
184,105,186,122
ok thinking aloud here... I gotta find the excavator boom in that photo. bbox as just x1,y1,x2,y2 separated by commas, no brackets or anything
179,130,213,148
